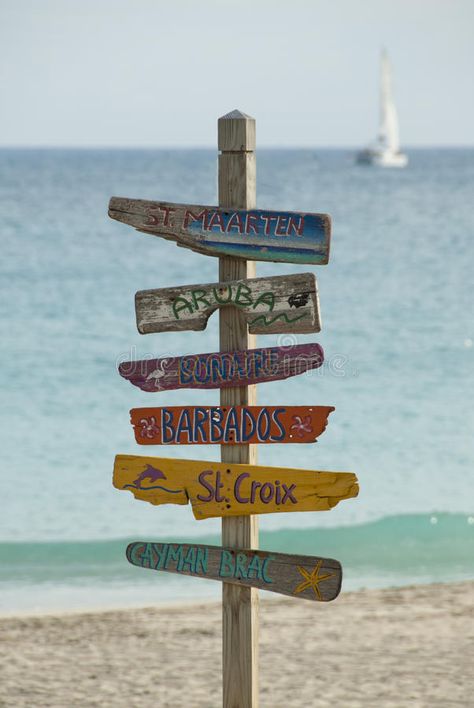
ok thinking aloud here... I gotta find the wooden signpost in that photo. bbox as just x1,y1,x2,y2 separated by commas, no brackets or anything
108,110,358,707
118,343,324,392
113,454,359,519
135,272,321,335
126,542,342,602
130,405,335,445
109,197,331,265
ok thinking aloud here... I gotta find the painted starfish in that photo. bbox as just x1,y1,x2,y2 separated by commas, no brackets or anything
138,416,160,439
293,560,335,600
290,414,313,438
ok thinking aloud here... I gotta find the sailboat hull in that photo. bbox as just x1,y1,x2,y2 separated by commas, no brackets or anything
356,149,408,168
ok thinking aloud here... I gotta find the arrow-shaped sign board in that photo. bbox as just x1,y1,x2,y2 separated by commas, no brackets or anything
118,343,324,393
126,541,342,602
135,272,320,335
113,455,359,519
109,197,331,265
130,405,335,445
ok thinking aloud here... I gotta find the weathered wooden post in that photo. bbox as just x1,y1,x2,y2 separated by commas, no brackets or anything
109,108,358,708
218,110,258,708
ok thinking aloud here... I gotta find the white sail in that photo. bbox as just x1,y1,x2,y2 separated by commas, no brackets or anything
378,50,400,153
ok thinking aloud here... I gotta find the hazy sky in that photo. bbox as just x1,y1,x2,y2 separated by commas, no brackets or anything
1,0,473,147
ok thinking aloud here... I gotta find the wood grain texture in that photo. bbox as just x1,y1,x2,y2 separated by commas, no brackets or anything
118,343,324,393
135,272,321,335
130,405,335,445
218,111,259,708
113,454,359,520
126,542,342,602
108,197,331,266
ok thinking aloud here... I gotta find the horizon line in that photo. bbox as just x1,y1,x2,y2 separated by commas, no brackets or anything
0,144,473,150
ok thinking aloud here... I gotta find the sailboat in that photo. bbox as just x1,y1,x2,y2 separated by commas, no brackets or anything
356,50,408,167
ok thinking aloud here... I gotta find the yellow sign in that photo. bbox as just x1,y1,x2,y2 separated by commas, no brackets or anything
113,455,359,520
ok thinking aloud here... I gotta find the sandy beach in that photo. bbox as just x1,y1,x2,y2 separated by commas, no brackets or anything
0,580,472,707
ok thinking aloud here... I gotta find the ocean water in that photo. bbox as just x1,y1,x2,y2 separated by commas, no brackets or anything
0,147,473,613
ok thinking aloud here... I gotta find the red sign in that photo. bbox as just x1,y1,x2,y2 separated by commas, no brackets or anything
130,405,335,445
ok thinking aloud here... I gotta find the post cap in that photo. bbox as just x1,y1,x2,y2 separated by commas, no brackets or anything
218,109,256,152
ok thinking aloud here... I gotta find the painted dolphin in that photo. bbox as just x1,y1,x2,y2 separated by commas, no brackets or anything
132,464,167,488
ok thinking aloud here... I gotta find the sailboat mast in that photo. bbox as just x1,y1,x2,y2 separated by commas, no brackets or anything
379,49,400,153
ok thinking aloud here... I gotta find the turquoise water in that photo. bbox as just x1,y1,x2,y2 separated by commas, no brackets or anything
1,148,473,612
1,514,472,613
